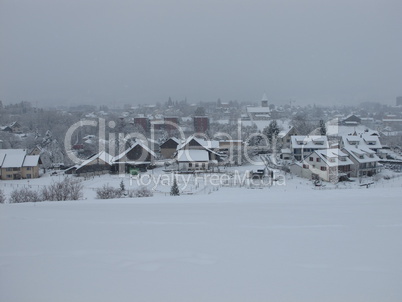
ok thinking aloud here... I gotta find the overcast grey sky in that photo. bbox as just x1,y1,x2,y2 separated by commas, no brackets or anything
1,0,401,107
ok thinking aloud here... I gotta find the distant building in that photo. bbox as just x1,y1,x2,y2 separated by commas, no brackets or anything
0,149,41,180
246,94,272,121
160,137,180,159
290,135,329,161
1,121,22,134
134,117,150,133
341,115,361,126
164,117,180,132
397,96,402,106
193,116,209,133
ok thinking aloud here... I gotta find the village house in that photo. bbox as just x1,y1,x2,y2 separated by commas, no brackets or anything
0,149,41,180
277,126,298,148
160,137,180,159
0,121,22,134
72,151,114,176
177,149,210,171
342,146,380,177
290,135,329,161
290,149,353,182
112,141,156,173
176,135,221,171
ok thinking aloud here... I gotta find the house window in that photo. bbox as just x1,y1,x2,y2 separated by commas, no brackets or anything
26,167,31,170
189,163,192,168
202,163,206,168
6,174,12,178
13,168,20,171
303,164,309,169
195,163,199,168
6,168,12,171
309,157,313,161
27,174,32,179
316,158,321,162
320,166,327,171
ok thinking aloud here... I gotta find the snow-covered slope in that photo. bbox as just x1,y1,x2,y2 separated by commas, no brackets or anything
1,186,402,302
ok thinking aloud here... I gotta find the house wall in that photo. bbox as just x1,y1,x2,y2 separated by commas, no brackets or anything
178,161,209,171
161,148,176,159
1,167,22,180
342,149,378,177
21,166,39,179
304,153,330,181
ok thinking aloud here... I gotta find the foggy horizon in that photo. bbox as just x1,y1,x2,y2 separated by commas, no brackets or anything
1,0,401,107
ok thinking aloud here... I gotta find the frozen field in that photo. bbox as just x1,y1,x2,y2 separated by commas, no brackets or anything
1,183,402,302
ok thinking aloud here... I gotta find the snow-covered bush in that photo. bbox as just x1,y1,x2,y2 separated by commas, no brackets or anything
0,189,6,204
133,186,153,198
96,185,123,199
9,188,42,203
42,178,83,201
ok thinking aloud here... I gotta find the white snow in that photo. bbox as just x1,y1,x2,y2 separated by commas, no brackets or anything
22,155,40,167
1,170,402,301
177,149,209,162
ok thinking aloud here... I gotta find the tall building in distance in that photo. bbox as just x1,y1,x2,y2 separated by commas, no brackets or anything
134,116,150,133
164,117,180,133
397,96,402,106
193,116,209,133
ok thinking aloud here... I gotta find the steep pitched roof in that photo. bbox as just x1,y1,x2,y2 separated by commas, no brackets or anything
113,141,156,162
343,146,379,163
291,136,329,149
315,149,353,167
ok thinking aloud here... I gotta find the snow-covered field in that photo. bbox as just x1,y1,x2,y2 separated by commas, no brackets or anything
1,171,402,302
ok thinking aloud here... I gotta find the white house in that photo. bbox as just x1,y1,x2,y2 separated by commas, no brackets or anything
342,146,380,177
290,149,353,182
176,135,221,171
290,135,329,161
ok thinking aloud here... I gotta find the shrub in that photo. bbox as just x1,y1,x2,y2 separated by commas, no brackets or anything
134,186,153,198
9,188,42,203
0,189,6,204
42,177,83,201
96,185,123,199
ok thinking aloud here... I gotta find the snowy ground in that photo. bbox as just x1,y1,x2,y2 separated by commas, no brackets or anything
1,169,402,302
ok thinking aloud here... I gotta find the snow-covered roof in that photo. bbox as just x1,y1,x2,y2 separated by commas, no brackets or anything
314,149,353,167
0,149,26,155
23,155,40,167
291,136,329,149
343,146,379,164
246,106,271,113
278,126,295,138
113,142,156,162
78,151,114,168
326,121,379,137
177,135,219,151
177,150,209,162
2,154,25,168
0,153,6,166
342,134,382,150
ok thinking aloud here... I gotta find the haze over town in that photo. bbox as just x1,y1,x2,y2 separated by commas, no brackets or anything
1,0,402,107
